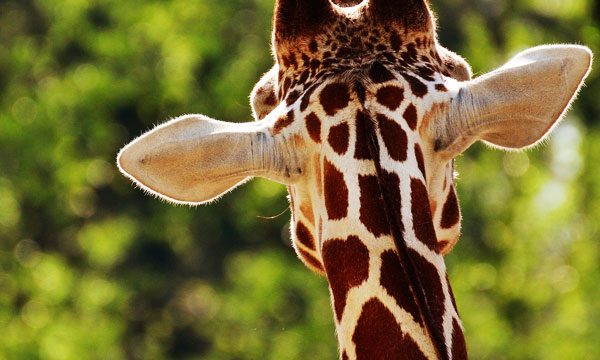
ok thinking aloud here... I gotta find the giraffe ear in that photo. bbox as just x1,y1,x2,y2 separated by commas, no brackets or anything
437,45,592,156
117,115,295,205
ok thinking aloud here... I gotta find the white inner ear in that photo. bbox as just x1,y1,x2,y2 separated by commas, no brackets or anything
117,115,299,205
435,45,592,157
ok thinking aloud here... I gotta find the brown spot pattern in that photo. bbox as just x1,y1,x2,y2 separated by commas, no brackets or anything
415,144,426,179
322,236,370,321
253,83,276,120
404,73,428,98
403,103,418,130
298,247,325,273
369,0,431,31
376,85,404,111
309,39,319,53
274,0,335,41
408,248,448,358
352,298,428,360
380,250,422,324
342,351,348,360
273,110,295,135
441,187,460,229
437,240,451,254
320,83,350,116
296,221,315,250
435,84,448,92
263,91,277,106
282,77,291,97
359,170,402,237
324,159,349,220
305,113,322,143
416,65,435,82
286,90,301,106
354,110,371,160
300,85,317,112
353,81,367,104
446,273,459,315
390,32,402,51
410,178,438,251
328,122,350,155
369,61,396,83
359,175,389,237
452,318,468,360
377,114,408,162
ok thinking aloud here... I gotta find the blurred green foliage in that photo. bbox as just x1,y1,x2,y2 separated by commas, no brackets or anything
0,0,599,359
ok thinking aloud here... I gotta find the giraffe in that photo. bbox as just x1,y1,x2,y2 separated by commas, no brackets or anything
116,0,592,359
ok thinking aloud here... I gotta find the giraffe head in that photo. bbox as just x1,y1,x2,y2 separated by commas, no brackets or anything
118,0,591,358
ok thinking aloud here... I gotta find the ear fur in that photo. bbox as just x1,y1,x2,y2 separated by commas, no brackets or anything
435,45,592,157
117,115,299,205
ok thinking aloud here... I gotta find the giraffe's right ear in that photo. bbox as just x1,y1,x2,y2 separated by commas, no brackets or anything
434,45,592,157
117,115,298,205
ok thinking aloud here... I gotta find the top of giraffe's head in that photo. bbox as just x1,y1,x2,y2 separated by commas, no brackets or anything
267,0,472,107
274,0,432,42
273,0,436,68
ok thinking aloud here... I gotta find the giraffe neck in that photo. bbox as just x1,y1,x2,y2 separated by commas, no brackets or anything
311,82,467,360
269,20,468,356
361,99,447,360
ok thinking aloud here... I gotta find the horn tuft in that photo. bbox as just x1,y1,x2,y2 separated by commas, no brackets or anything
274,0,335,40
368,0,431,30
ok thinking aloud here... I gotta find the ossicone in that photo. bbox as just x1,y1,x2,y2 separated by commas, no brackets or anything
274,0,335,40
367,0,431,30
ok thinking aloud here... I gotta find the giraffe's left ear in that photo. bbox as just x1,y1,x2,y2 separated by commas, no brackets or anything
117,115,298,205
434,45,592,157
